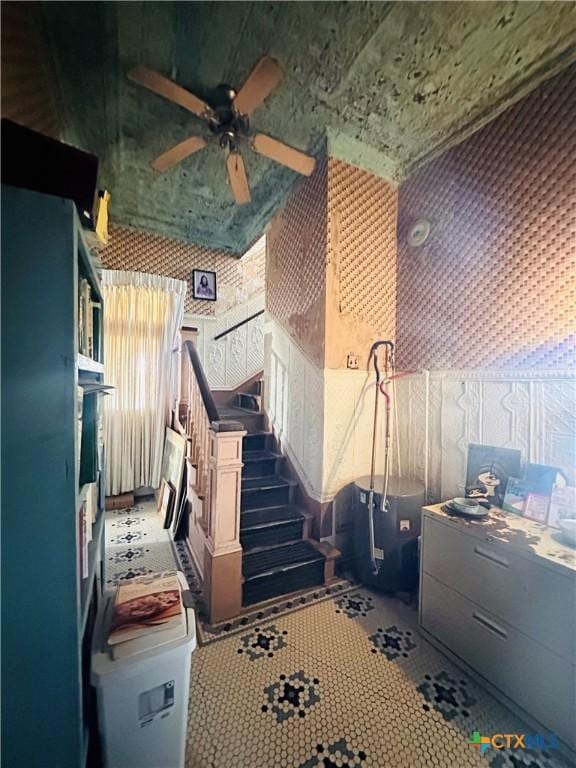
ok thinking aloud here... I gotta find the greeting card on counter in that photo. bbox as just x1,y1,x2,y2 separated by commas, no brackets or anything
523,492,550,524
548,486,576,529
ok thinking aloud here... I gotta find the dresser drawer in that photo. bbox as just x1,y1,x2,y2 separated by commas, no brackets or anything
422,514,576,661
421,573,576,749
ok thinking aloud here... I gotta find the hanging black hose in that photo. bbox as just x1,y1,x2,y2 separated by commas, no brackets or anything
366,340,395,573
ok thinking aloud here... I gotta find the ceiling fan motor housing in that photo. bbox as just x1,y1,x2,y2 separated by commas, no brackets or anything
211,84,250,150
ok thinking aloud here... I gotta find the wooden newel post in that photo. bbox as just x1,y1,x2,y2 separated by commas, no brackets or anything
203,420,246,623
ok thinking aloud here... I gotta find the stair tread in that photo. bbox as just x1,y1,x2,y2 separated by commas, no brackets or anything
243,540,324,579
218,406,260,417
242,475,295,492
240,505,305,530
224,405,263,415
243,450,281,461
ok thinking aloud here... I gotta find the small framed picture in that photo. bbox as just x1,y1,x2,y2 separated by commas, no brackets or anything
192,269,217,301
157,478,175,527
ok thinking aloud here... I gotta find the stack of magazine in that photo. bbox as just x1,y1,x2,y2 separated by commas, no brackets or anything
108,572,185,658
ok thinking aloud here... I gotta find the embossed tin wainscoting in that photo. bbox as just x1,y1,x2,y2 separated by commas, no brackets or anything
389,369,576,502
185,293,265,392
264,314,575,511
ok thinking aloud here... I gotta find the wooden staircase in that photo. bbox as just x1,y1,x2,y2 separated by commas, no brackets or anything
218,379,338,607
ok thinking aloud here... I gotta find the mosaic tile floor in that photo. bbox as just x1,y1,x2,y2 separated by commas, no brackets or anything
105,500,176,587
104,502,573,768
187,590,574,768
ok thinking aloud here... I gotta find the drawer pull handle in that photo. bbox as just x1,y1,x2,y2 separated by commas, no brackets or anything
473,611,508,640
474,545,509,568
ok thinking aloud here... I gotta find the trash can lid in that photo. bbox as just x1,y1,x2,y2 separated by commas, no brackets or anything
91,572,197,682
354,476,425,497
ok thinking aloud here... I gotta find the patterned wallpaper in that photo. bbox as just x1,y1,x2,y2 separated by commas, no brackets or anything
266,158,328,368
396,64,576,371
328,157,397,333
266,156,398,369
326,157,397,368
98,225,265,316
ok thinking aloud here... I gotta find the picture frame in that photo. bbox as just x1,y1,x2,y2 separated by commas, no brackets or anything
160,427,187,526
158,479,175,528
192,269,217,301
465,443,521,508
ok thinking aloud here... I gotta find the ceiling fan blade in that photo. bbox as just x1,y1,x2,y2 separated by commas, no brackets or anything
252,134,315,176
233,56,283,117
128,65,214,120
226,152,251,205
151,136,207,173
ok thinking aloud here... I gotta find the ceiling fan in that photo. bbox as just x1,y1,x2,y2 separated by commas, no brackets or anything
128,56,316,205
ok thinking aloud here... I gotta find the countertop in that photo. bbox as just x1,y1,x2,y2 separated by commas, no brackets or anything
423,503,576,577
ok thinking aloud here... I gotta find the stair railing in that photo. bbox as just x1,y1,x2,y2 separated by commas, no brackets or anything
183,339,219,504
177,332,246,623
213,309,264,341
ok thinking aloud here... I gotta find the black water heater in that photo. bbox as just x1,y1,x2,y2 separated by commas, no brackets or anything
353,476,425,592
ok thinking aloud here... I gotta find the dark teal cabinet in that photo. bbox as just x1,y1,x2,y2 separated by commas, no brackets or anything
1,185,105,768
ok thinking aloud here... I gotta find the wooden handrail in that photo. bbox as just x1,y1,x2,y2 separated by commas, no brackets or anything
213,309,264,341
183,340,220,423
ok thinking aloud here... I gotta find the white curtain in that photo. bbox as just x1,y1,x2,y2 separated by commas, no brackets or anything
101,270,186,495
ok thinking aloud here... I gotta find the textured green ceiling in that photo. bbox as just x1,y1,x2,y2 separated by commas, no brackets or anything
42,1,576,253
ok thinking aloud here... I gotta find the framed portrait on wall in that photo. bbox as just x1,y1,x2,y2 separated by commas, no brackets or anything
192,269,217,301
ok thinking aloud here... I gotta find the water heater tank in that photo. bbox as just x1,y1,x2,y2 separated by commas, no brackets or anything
353,476,425,592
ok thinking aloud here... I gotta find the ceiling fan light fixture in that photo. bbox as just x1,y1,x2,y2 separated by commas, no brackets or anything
128,55,316,203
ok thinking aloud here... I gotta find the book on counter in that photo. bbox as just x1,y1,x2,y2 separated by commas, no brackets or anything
108,571,184,647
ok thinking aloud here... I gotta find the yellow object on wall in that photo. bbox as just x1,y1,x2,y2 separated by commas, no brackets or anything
95,191,110,245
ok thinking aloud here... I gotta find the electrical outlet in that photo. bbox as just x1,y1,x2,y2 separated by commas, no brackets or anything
347,354,359,369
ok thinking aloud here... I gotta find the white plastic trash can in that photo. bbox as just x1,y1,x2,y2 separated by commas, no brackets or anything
92,572,197,768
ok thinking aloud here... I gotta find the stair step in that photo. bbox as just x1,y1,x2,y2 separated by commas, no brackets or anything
236,392,261,412
242,476,293,490
240,505,305,549
243,431,270,452
243,449,281,461
242,449,281,478
241,476,295,511
241,504,304,527
242,541,325,606
217,406,265,434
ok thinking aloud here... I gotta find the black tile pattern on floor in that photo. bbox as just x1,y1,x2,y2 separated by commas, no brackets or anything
298,739,369,767
108,530,147,544
108,546,150,564
262,671,321,723
238,625,289,661
334,592,375,618
108,515,146,528
369,625,417,661
417,671,477,722
108,565,155,583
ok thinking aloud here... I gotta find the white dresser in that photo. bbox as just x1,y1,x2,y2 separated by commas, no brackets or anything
419,504,576,752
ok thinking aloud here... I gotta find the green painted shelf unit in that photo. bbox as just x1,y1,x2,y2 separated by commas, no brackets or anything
1,185,106,768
